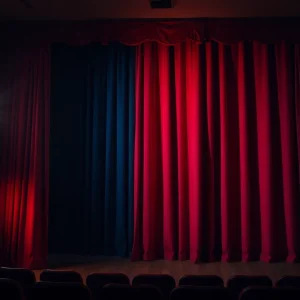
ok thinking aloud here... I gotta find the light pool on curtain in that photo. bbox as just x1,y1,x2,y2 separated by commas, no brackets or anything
49,43,135,257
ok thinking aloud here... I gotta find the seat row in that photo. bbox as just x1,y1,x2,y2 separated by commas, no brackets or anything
1,267,300,300
1,279,300,300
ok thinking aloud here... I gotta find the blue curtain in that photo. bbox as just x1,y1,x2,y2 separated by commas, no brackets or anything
49,43,135,256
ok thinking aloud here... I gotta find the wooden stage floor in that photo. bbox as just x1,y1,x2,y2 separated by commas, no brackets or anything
34,255,300,284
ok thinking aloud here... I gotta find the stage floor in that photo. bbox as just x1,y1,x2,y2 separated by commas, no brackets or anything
33,255,300,284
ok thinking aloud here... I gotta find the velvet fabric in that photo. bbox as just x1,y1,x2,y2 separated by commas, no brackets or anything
132,41,300,262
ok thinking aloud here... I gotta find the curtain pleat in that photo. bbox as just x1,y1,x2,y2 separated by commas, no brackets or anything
0,47,50,269
49,43,135,257
132,41,300,262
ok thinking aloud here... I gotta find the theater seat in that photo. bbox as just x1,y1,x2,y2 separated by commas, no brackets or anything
276,276,300,288
132,274,175,298
171,286,229,300
179,275,224,287
227,275,273,300
40,269,83,283
103,283,163,300
275,287,300,300
0,278,23,300
31,281,91,300
239,287,273,300
86,273,129,300
0,267,36,298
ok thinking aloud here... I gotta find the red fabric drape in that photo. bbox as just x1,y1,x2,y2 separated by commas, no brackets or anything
0,47,50,269
132,41,300,262
295,45,300,185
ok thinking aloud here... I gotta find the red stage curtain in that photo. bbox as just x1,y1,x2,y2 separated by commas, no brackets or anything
295,45,300,185
0,47,50,269
132,41,300,262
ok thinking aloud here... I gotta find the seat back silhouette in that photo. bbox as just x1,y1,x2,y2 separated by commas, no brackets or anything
31,281,91,300
276,276,300,288
179,275,224,287
0,278,23,300
240,287,273,300
0,267,36,298
227,275,272,300
171,286,229,300
275,287,300,300
86,273,129,300
132,274,175,298
103,283,163,300
40,269,83,283
241,286,300,300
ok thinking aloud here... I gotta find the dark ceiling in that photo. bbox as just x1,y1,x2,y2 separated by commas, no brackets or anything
1,0,300,20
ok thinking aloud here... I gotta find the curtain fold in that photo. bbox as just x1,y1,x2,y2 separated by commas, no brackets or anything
49,43,135,257
295,45,300,186
0,47,50,269
132,41,300,262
